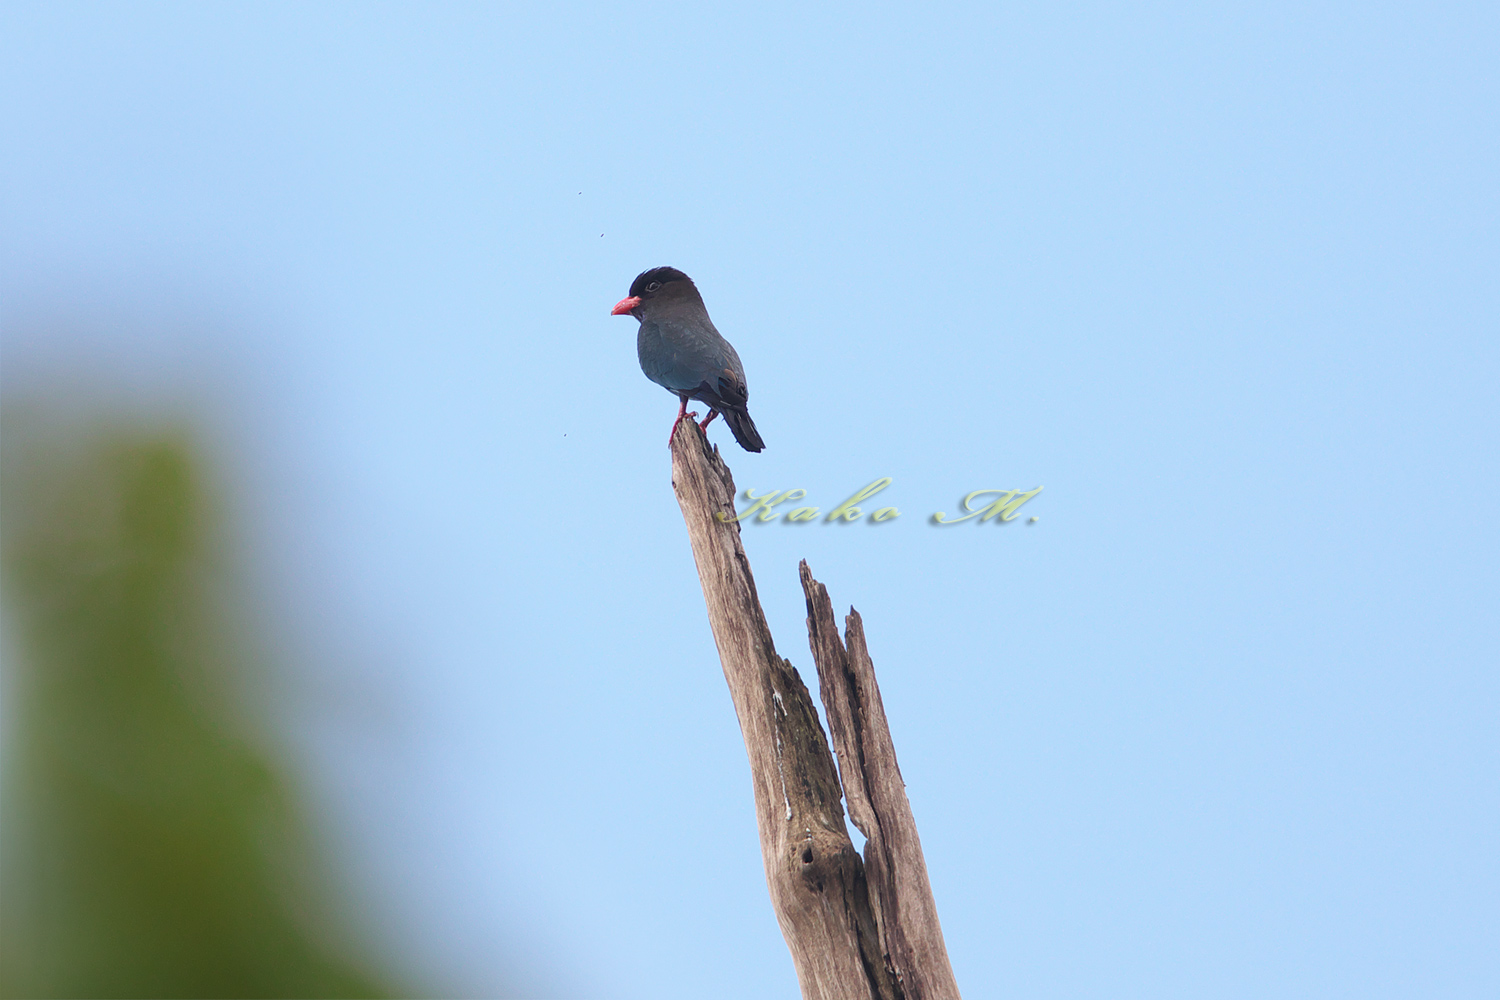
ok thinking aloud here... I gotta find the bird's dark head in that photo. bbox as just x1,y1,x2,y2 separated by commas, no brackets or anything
611,266,698,317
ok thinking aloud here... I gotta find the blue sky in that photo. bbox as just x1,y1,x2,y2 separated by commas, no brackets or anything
3,2,1497,997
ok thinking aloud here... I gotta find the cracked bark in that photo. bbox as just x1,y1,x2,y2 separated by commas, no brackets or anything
801,565,961,1000
670,419,958,1000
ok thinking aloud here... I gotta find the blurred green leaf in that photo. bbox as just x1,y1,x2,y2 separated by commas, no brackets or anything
2,413,397,999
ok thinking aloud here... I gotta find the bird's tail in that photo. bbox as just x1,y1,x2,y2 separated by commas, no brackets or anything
722,407,765,453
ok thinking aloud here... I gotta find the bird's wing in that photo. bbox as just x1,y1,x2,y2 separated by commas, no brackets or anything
711,367,749,409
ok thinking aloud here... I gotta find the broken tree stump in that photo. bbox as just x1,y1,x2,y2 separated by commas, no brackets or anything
801,564,961,1000
668,418,960,1000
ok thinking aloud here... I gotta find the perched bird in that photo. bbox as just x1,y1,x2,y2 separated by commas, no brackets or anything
611,266,765,452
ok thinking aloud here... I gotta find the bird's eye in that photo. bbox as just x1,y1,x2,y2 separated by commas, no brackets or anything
646,281,662,292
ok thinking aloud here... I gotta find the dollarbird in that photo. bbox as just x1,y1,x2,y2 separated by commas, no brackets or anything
611,266,765,452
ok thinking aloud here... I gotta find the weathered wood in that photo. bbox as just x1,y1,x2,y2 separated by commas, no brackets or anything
669,419,899,1000
801,564,962,1000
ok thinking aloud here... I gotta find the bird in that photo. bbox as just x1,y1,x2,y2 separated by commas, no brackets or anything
611,266,765,452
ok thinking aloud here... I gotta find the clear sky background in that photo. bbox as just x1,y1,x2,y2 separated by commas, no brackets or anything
3,2,1497,997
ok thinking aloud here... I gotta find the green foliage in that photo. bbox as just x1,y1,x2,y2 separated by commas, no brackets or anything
1,416,396,999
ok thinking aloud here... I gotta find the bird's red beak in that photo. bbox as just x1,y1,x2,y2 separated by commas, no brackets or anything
611,296,641,316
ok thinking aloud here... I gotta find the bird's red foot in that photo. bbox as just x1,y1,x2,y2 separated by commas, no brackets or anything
698,410,719,431
668,410,701,445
